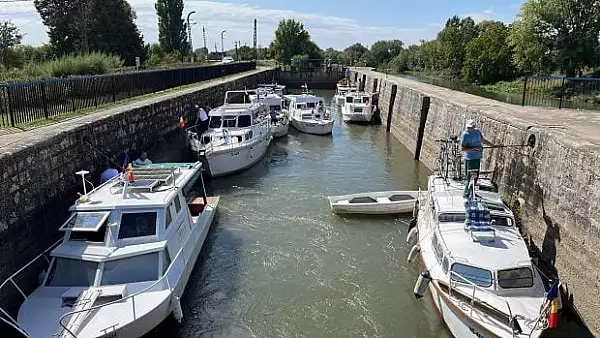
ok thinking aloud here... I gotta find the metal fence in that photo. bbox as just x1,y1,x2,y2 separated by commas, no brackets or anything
0,61,256,127
521,76,600,110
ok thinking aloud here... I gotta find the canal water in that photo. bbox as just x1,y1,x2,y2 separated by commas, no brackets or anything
147,90,449,338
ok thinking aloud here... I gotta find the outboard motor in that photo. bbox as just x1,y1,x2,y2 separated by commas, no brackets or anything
413,270,432,299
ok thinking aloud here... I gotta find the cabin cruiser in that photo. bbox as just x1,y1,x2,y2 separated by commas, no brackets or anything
286,92,334,135
0,162,219,338
249,89,289,138
341,92,372,123
257,83,286,97
186,90,272,177
406,138,557,338
334,78,357,106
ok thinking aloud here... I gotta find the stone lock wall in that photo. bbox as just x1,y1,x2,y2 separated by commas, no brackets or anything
0,69,275,324
355,69,600,334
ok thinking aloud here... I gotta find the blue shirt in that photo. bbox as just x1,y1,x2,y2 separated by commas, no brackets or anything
461,129,483,160
133,158,152,167
100,168,119,184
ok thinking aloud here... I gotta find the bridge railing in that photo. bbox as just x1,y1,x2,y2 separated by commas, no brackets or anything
0,62,256,128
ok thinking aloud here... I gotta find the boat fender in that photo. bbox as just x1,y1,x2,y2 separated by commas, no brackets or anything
171,295,184,323
413,270,432,299
412,201,420,218
406,227,418,245
407,244,421,263
408,217,417,231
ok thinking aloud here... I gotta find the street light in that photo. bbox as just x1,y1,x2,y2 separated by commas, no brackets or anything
187,11,196,62
220,30,226,59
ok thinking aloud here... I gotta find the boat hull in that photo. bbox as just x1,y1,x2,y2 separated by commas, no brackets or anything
270,123,289,138
328,191,419,215
203,135,271,177
342,106,373,123
289,118,333,135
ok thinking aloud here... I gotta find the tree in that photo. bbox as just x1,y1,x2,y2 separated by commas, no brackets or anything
368,40,404,67
155,0,188,54
269,19,321,63
236,45,255,61
509,0,600,76
462,21,516,84
34,0,145,65
342,43,369,66
0,21,23,67
437,16,478,75
323,48,342,64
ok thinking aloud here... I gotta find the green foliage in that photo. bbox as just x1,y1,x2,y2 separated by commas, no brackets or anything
291,54,310,70
367,40,403,67
437,16,478,76
269,19,321,63
34,0,145,66
509,0,600,76
342,43,369,65
236,46,255,61
145,43,184,68
155,0,188,54
0,21,23,67
462,21,515,84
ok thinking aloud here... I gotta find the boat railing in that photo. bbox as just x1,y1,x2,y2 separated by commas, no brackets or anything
447,270,516,337
57,203,218,337
0,239,62,337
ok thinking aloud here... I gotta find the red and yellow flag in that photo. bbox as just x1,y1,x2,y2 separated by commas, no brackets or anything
179,116,185,129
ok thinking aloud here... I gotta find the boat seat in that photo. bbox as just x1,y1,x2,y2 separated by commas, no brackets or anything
389,194,413,202
349,196,377,204
188,196,206,216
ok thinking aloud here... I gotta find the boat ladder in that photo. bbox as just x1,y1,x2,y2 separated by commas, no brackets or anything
56,288,101,338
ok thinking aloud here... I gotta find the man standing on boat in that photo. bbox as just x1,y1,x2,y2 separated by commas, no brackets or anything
194,104,209,134
460,119,493,197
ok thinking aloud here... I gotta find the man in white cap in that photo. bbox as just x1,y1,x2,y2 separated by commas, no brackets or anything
460,119,493,197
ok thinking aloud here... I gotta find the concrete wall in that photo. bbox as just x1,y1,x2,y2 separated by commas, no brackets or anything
354,69,600,334
0,69,275,323
276,68,344,89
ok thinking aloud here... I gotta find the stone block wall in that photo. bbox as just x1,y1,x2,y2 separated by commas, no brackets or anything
0,70,275,323
354,69,600,334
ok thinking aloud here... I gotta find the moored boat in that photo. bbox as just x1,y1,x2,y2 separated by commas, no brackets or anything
407,138,557,338
334,78,357,106
0,162,219,338
341,91,373,123
249,87,290,138
186,90,272,177
328,191,420,215
286,91,334,135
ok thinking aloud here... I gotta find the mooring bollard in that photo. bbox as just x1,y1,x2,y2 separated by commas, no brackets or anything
414,96,431,161
386,84,398,133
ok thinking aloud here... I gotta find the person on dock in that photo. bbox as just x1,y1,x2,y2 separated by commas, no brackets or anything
133,151,152,167
460,119,493,197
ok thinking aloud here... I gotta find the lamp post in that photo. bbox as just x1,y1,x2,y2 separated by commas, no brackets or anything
220,30,226,60
187,11,196,62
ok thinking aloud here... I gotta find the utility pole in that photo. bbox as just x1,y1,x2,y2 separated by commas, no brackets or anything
202,25,207,51
186,11,196,62
235,41,239,60
220,30,226,59
253,19,257,60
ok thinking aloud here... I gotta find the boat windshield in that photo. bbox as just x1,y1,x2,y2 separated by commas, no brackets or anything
438,213,513,227
101,253,159,286
237,115,252,127
46,258,98,287
451,263,492,288
209,116,222,128
497,267,534,288
270,105,281,111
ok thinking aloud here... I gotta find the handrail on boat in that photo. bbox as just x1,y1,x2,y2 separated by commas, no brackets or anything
0,239,62,338
57,202,217,338
447,270,516,338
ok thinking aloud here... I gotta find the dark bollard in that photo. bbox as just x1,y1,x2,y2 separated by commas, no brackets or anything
386,84,398,133
414,96,431,161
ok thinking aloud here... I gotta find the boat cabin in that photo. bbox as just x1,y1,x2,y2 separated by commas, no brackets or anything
286,94,328,120
345,92,370,105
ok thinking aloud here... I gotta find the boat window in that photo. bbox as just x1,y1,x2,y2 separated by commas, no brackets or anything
118,212,157,239
46,258,98,287
209,116,222,128
362,96,369,103
270,105,281,111
174,194,182,213
307,102,316,108
353,107,363,113
451,263,492,288
498,267,534,289
346,96,353,103
223,116,237,128
162,249,171,275
69,222,108,243
101,253,159,285
297,103,306,109
491,216,512,227
59,211,110,232
302,113,313,120
245,130,253,140
438,213,466,223
237,115,251,127
165,206,172,230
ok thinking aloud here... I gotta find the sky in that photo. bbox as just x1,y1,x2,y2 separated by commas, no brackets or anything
0,0,524,51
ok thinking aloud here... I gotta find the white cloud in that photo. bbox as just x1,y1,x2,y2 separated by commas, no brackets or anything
0,0,438,49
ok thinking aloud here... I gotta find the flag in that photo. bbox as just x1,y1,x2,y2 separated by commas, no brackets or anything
122,154,129,172
546,280,560,328
546,280,559,301
179,116,185,129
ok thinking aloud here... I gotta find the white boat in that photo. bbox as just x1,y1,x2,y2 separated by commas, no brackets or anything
249,88,290,138
187,90,272,177
0,162,219,338
407,138,556,338
341,92,373,123
257,83,286,97
334,79,357,105
286,92,334,135
328,191,419,215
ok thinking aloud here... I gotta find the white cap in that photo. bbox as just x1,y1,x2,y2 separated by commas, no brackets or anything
466,119,476,128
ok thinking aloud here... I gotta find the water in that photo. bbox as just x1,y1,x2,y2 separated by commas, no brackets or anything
147,90,450,338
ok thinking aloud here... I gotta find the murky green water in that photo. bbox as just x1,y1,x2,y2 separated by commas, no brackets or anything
148,90,450,338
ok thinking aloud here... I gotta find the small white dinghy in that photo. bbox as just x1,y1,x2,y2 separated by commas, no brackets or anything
328,191,420,215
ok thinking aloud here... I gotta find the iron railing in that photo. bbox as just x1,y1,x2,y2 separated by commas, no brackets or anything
0,62,256,128
521,76,600,110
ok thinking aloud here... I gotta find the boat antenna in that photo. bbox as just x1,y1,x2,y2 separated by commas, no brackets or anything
76,170,90,195
199,166,208,205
